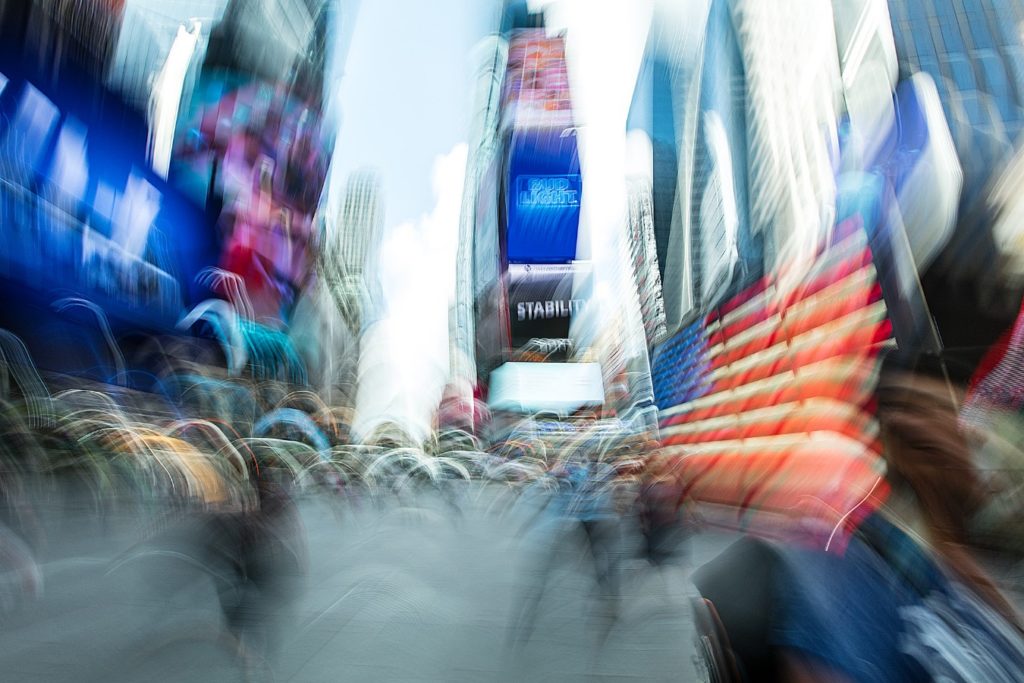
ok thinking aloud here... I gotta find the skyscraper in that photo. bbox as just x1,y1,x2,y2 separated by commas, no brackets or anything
885,0,1024,374
732,0,844,284
629,0,711,331
448,33,507,428
885,0,1022,224
626,177,668,349
105,1,229,113
202,0,331,101
1,0,127,87
687,0,760,315
335,169,384,279
322,168,384,334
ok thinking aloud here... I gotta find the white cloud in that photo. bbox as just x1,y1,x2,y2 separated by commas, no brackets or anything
355,143,468,441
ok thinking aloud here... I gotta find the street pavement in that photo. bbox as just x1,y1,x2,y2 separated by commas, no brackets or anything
0,483,726,682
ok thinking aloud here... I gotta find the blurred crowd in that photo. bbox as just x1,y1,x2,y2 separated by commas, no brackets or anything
0,334,1022,682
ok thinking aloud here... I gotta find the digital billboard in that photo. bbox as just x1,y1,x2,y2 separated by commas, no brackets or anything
501,30,573,131
507,261,592,360
650,215,891,536
488,361,605,415
501,28,580,265
505,126,582,263
171,74,329,328
0,69,216,328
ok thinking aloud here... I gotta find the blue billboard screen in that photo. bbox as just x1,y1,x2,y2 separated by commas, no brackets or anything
505,127,582,263
0,66,217,327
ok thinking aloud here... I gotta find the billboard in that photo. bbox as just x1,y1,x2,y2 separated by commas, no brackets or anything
650,216,891,536
0,71,215,327
505,126,582,263
171,74,329,328
501,30,573,131
488,361,605,414
502,29,580,265
507,262,592,360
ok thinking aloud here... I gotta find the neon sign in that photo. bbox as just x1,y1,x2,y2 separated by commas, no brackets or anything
516,175,581,209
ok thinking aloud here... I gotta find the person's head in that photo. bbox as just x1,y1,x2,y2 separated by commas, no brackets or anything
876,350,1022,629
875,352,982,532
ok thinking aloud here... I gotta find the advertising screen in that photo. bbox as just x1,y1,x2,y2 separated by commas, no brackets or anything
505,126,582,263
650,216,891,536
0,70,215,327
507,262,592,360
501,30,573,131
488,361,605,414
172,73,329,328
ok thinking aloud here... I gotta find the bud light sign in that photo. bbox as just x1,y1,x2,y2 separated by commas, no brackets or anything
517,175,581,209
505,128,582,264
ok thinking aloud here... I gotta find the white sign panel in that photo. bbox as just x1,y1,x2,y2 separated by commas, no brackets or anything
488,361,605,414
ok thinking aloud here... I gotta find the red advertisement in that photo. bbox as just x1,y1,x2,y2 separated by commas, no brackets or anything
174,76,328,327
502,30,573,130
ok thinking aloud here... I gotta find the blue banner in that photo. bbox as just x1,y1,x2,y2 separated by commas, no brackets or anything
505,127,582,264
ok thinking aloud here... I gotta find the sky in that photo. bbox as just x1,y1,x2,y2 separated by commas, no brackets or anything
325,0,499,230
325,0,499,438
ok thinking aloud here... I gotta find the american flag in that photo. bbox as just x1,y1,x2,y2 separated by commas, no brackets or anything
651,217,891,539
